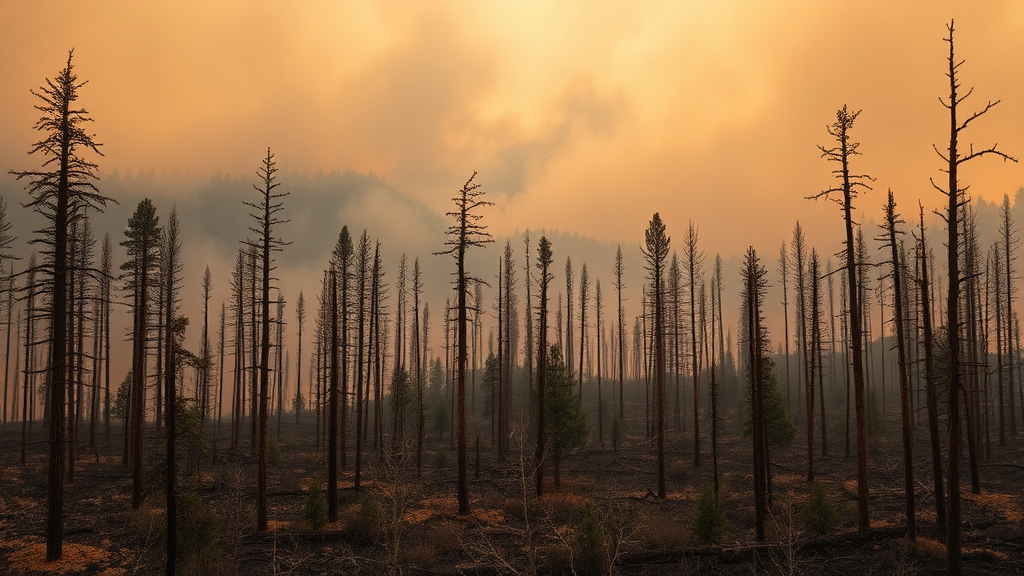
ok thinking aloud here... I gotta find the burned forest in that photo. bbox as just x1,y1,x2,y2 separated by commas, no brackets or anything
1,9,1024,576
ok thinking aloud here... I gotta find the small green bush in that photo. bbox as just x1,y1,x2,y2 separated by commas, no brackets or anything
573,502,609,575
176,492,221,575
801,482,840,535
349,494,382,545
690,486,728,544
303,475,328,531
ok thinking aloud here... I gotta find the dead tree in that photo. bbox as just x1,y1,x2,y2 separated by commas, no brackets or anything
1000,195,1018,439
535,236,553,497
101,235,112,440
12,52,113,559
812,252,828,461
778,242,792,411
218,303,226,432
0,198,15,425
807,249,820,482
743,247,770,542
230,250,245,449
328,227,351,520
595,279,604,444
880,191,916,541
413,257,423,476
615,246,625,423
917,205,946,530
296,292,305,424
434,172,493,515
201,267,212,422
578,262,590,407
642,213,670,498
21,256,38,464
931,21,1017,574
566,258,574,382
709,266,720,494
394,255,407,443
792,222,810,452
355,231,370,489
810,104,873,532
684,221,704,466
244,147,289,532
162,209,182,576
670,254,681,431
523,231,534,404
503,242,517,443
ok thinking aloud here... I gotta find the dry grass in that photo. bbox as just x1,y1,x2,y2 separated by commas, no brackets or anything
665,486,700,501
266,519,291,531
963,547,1009,561
909,537,946,559
964,491,1024,523
540,491,586,516
6,542,112,575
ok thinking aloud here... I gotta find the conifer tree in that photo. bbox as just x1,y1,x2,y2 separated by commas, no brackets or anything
296,292,305,424
1000,195,1018,438
742,247,770,541
931,22,1016,573
642,213,670,498
614,246,626,422
435,172,492,514
545,345,587,487
535,236,553,497
162,208,183,576
880,190,916,541
121,200,160,510
684,221,704,466
12,51,112,559
810,105,873,531
244,148,289,532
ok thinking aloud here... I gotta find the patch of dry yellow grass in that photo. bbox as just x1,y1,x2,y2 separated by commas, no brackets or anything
6,542,111,575
964,491,1024,523
266,519,291,531
910,537,946,559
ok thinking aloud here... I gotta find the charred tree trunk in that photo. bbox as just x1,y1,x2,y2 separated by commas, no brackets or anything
811,105,873,532
536,237,553,497
882,191,916,541
933,22,1017,574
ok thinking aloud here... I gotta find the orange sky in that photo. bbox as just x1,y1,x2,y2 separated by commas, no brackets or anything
1,1,1023,257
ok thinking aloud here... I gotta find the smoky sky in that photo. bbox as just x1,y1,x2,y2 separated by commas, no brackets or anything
1,1,1023,384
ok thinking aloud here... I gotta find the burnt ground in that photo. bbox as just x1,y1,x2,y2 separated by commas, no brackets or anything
1,399,1023,576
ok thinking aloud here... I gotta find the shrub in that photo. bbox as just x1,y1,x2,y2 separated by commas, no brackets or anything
176,492,221,574
303,475,328,531
801,482,840,535
349,494,382,545
573,502,609,575
690,486,728,544
176,397,210,476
